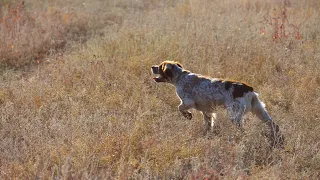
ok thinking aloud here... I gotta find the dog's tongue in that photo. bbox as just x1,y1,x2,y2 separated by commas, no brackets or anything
152,77,160,82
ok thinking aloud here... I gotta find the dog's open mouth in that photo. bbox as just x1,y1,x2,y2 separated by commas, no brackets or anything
152,76,166,82
151,66,166,82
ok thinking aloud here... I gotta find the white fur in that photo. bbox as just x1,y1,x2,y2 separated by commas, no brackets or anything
152,61,274,134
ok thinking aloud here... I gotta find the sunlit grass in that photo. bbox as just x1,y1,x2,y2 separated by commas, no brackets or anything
1,0,320,179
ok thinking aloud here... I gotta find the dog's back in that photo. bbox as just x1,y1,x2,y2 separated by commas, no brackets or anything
223,80,254,98
151,61,284,147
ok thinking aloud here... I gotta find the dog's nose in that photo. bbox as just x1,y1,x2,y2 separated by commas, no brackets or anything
151,66,159,74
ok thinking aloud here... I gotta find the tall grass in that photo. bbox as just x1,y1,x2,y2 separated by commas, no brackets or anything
1,0,320,179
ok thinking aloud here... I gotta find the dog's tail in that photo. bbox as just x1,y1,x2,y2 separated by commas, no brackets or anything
251,92,272,121
251,92,285,148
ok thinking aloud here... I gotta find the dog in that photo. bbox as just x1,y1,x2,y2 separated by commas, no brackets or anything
151,61,284,147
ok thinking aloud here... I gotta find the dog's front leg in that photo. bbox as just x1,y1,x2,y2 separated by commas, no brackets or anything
178,100,195,120
226,100,245,127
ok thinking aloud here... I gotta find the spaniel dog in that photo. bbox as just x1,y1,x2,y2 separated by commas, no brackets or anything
151,61,284,147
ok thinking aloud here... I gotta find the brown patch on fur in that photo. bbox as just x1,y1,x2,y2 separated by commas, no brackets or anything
159,63,170,79
223,80,254,99
159,61,182,79
163,68,173,78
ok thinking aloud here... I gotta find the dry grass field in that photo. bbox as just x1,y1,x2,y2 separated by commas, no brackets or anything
1,0,320,179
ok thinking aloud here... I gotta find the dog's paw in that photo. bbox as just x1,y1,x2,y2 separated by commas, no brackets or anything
182,111,192,120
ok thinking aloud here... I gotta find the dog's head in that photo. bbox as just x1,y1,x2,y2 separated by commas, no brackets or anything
151,61,183,83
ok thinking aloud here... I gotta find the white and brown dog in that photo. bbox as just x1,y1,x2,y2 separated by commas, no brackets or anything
151,61,284,147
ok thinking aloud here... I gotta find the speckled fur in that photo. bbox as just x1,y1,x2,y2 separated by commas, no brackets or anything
151,61,275,135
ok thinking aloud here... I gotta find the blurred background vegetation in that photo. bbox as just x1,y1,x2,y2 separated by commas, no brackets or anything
0,0,319,179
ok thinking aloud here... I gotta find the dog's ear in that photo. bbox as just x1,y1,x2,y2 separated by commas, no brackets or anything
163,65,173,78
176,62,183,68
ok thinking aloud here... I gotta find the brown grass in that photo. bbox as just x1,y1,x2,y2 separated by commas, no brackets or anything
1,0,320,179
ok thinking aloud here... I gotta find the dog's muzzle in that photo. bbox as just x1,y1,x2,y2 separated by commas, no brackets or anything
151,65,167,82
151,66,159,74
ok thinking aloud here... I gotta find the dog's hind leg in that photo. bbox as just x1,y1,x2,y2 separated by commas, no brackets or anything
226,100,246,127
